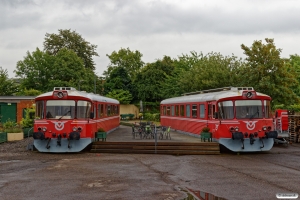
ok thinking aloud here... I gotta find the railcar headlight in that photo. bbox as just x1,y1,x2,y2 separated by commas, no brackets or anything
229,127,234,132
235,127,239,131
267,126,271,131
38,127,42,131
262,126,267,131
42,127,47,132
72,127,77,132
77,127,82,132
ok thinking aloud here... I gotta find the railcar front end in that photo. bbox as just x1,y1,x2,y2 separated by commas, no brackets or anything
160,87,278,152
33,87,119,153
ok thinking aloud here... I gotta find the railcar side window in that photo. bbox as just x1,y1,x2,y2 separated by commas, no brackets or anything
171,105,174,116
35,101,44,119
46,100,76,119
199,104,205,118
264,100,271,118
98,104,101,118
115,105,119,115
175,105,179,116
218,101,234,119
192,104,197,118
163,106,166,115
100,104,104,117
107,105,111,116
186,104,190,117
77,101,91,119
235,100,263,119
180,105,184,116
166,106,170,116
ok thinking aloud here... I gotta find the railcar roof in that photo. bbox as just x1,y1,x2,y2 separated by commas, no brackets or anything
36,90,120,104
160,89,270,104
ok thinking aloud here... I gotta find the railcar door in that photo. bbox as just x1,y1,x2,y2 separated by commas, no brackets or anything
207,101,217,120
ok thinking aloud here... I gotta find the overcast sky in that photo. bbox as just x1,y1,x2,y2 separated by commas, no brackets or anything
1,0,300,78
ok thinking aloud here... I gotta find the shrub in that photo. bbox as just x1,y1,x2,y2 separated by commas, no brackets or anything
20,107,35,128
3,119,22,133
201,127,210,133
97,128,105,132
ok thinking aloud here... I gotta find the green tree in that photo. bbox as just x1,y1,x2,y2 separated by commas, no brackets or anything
44,29,98,70
103,66,132,96
104,48,144,79
289,54,300,97
0,67,19,95
16,88,42,96
15,48,55,92
106,89,132,104
240,38,299,106
15,48,95,93
166,51,241,96
134,56,175,102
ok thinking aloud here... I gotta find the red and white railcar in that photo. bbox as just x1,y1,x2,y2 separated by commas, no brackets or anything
160,87,278,152
33,87,120,153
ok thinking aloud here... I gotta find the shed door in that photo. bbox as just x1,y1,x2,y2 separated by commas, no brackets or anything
0,103,17,123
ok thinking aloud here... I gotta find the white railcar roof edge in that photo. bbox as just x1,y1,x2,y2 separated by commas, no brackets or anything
36,90,119,104
160,90,270,104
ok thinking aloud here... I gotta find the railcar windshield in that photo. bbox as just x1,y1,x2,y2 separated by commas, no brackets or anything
218,101,234,119
46,100,76,119
77,100,92,119
235,100,263,119
35,101,44,119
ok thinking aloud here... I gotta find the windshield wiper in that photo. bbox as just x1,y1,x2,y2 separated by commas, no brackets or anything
59,110,70,120
250,108,259,119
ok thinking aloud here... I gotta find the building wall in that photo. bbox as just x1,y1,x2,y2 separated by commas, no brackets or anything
17,100,35,124
120,104,139,119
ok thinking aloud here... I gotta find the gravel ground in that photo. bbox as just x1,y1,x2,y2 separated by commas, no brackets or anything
1,126,300,200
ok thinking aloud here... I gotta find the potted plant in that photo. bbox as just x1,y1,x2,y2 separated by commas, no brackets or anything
200,127,212,142
3,119,23,141
95,128,106,142
20,106,35,138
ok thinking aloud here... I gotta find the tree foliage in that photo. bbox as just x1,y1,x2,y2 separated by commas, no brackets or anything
106,89,132,104
134,56,175,102
165,52,242,95
103,66,132,96
44,29,98,70
14,48,95,93
240,38,299,105
288,54,300,97
0,67,19,95
104,48,144,79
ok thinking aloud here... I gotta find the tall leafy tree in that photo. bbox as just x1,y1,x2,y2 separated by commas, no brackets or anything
134,56,175,102
289,54,300,97
44,29,98,70
168,52,241,95
240,38,299,105
14,48,94,93
15,48,54,92
103,66,132,96
0,67,19,95
106,89,133,104
104,48,144,79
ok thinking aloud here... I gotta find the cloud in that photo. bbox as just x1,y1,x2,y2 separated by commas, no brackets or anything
0,0,300,77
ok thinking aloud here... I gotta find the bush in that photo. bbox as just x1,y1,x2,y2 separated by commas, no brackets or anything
3,119,22,133
201,127,210,133
97,128,105,132
142,112,160,122
20,107,35,128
